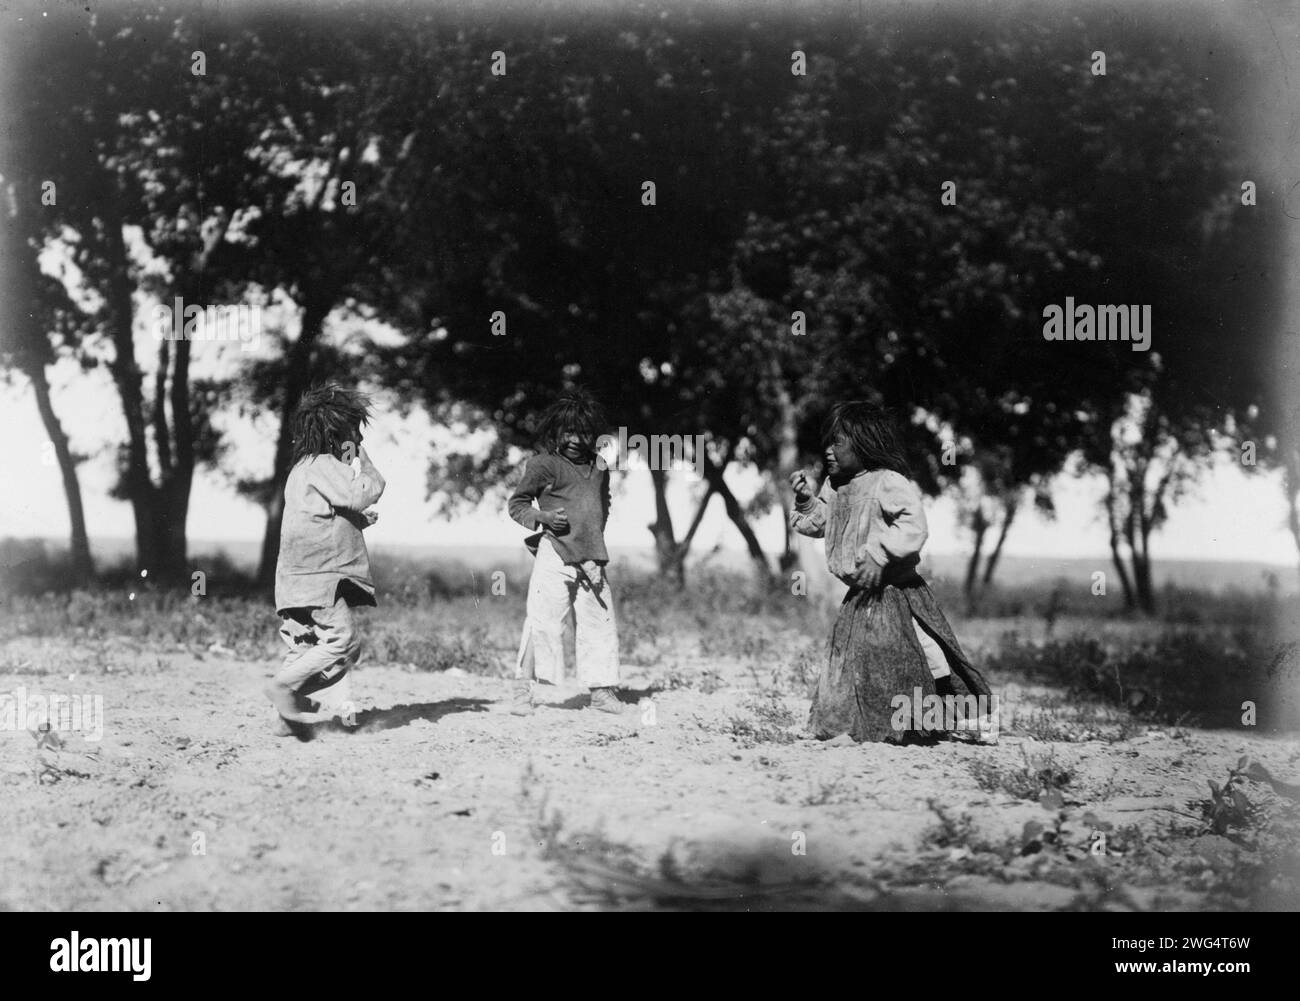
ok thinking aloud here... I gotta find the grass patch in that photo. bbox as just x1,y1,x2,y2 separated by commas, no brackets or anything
986,631,1300,731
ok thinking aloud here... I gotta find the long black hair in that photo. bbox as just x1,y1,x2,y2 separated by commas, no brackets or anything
822,401,912,477
290,384,374,465
536,388,607,457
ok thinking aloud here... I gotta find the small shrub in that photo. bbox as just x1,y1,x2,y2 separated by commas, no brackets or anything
970,747,1072,805
721,711,797,747
985,630,1300,731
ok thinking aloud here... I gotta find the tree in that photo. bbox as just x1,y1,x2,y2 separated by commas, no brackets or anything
6,4,431,583
0,179,95,583
1056,35,1283,611
954,445,1054,604
708,14,1277,607
3,5,261,580
378,8,793,581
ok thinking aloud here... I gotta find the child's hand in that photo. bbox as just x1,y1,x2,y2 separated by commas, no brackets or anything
540,507,570,533
577,559,604,594
851,545,883,592
362,509,379,526
790,470,815,504
350,446,379,479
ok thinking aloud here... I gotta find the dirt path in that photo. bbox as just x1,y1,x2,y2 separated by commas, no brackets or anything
2,645,1298,911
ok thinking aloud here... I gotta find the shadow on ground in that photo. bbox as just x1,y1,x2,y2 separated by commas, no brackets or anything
549,848,995,912
353,698,492,733
541,685,659,712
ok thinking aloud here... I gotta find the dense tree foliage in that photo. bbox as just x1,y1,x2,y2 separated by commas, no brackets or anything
0,2,1286,602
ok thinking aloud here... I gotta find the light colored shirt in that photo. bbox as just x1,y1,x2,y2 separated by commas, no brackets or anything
790,469,927,586
275,453,385,612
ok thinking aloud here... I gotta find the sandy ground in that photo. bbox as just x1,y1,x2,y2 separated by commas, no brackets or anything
2,636,1298,911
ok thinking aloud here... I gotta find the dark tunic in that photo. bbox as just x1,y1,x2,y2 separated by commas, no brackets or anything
507,453,612,564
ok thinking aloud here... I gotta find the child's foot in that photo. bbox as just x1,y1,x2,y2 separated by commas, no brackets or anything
271,713,315,741
264,681,317,724
510,679,535,716
588,686,623,714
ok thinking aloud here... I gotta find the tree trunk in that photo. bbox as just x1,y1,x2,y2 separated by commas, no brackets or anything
1105,481,1135,610
964,505,988,598
644,465,681,583
149,214,231,584
981,499,1017,587
257,294,332,586
117,298,193,585
1286,447,1300,587
102,213,161,574
153,329,195,583
1133,521,1156,615
1130,460,1158,615
703,459,773,583
777,490,798,574
1121,507,1156,615
28,364,94,584
769,363,801,574
667,483,715,583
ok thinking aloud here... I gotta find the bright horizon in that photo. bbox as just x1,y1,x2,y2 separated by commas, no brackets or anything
3,351,1296,571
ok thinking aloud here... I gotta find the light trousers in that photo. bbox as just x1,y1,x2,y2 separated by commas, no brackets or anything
516,539,620,688
276,594,359,716
912,616,952,680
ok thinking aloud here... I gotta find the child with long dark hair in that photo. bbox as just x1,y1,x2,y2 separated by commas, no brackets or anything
267,384,385,737
790,401,996,744
507,389,622,715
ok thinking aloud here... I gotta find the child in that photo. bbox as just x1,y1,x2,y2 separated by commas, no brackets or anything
507,389,622,715
790,401,996,744
267,384,385,737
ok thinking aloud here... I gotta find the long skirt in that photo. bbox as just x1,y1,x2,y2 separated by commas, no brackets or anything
809,576,993,743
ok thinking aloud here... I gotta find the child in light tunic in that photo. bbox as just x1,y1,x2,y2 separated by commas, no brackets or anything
268,385,385,737
791,402,996,743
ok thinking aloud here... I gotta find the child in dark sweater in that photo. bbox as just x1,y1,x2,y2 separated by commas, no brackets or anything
507,390,621,715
